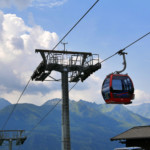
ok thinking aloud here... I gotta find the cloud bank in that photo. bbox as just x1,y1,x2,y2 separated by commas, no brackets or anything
0,11,58,64
0,11,59,104
134,89,150,105
32,0,68,8
0,10,104,105
0,0,67,9
0,10,149,106
69,74,104,104
0,0,32,10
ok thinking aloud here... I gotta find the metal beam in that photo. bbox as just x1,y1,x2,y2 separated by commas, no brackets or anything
0,130,27,149
35,49,92,56
9,139,12,150
62,69,71,150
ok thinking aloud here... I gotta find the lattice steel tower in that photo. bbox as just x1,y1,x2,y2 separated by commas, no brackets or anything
31,49,101,150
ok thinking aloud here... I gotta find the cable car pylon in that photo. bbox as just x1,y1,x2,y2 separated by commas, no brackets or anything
31,48,101,150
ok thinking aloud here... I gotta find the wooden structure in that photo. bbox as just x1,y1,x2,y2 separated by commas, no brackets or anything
111,126,150,150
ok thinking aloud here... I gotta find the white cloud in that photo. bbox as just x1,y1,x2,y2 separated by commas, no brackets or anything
13,0,33,10
0,11,58,64
0,0,32,10
0,0,67,9
133,89,150,105
1,74,103,105
1,89,61,105
127,89,150,106
48,0,67,8
32,0,67,8
1,90,23,104
0,11,59,103
0,13,28,63
0,0,11,8
69,74,104,104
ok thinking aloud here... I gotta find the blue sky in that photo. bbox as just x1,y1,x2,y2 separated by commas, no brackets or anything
0,0,150,105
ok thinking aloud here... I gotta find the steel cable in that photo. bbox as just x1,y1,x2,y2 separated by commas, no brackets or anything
100,32,150,64
1,78,31,130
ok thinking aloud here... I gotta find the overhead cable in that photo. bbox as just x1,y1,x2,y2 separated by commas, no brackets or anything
1,78,31,130
23,0,100,139
25,81,78,138
100,32,150,63
28,31,150,136
51,0,99,50
123,32,150,50
26,99,61,137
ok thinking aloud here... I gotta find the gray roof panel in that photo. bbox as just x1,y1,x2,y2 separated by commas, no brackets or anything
111,126,150,141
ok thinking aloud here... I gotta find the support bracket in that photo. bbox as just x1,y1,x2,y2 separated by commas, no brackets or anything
115,50,127,74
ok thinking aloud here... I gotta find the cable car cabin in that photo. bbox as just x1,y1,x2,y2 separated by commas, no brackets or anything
102,74,134,104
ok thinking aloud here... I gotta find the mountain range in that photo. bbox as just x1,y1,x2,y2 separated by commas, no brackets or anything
0,98,150,150
0,98,11,110
127,103,150,119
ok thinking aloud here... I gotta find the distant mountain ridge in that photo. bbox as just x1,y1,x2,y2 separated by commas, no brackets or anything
127,103,150,119
0,98,150,150
43,98,61,106
0,98,11,110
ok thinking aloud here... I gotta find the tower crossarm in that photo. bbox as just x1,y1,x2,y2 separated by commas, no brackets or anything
31,49,101,82
0,130,27,146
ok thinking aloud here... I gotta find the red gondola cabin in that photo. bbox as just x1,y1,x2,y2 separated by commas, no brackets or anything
102,73,134,104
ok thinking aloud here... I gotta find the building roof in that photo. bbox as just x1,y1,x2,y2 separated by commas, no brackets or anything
111,126,150,141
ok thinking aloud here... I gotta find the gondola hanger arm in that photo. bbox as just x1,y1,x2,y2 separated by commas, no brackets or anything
115,51,127,74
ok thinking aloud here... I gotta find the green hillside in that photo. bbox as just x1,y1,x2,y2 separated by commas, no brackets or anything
0,99,149,150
